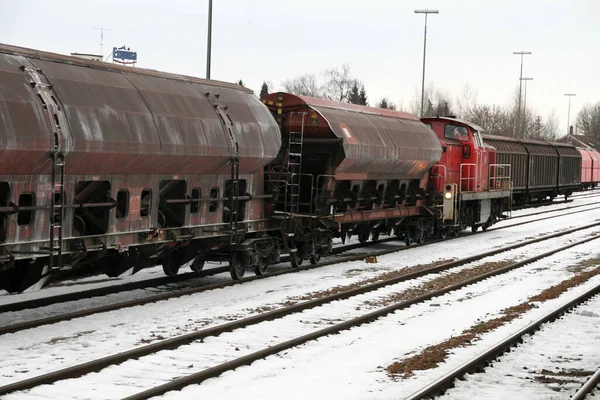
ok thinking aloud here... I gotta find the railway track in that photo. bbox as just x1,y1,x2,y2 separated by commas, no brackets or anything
2,202,599,335
404,288,600,400
1,223,599,398
572,368,600,400
509,200,600,219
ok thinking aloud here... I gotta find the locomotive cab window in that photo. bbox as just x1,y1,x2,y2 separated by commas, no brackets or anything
17,192,35,226
116,190,129,219
444,124,469,142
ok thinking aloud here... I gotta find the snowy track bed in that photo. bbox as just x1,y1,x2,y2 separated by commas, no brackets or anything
2,227,600,398
150,242,600,400
436,294,600,400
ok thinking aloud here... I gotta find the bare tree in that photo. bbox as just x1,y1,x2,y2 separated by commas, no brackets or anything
281,63,365,102
457,84,479,116
542,109,560,140
576,102,600,139
323,63,357,102
282,73,322,97
411,84,457,117
463,104,513,136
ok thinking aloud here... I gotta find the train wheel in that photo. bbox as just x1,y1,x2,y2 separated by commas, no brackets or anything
471,225,479,233
162,253,180,277
290,248,303,268
190,254,206,273
452,229,460,237
358,231,369,244
229,252,246,280
438,230,447,239
309,251,321,265
416,233,425,244
404,229,414,247
371,231,380,241
254,257,269,276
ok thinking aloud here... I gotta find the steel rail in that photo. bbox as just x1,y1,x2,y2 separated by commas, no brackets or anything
572,368,600,400
2,229,599,397
121,234,600,400
0,235,398,315
509,201,600,220
404,291,600,400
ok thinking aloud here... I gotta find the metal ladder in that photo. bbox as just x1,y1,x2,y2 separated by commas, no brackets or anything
286,112,306,215
22,64,67,271
228,156,240,245
48,151,65,270
213,101,240,245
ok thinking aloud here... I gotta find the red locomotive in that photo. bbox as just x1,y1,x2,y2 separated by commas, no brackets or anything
0,44,586,293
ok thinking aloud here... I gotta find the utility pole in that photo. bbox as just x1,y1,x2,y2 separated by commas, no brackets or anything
414,9,439,118
206,0,213,79
513,51,532,138
93,27,110,57
564,93,576,135
521,77,533,137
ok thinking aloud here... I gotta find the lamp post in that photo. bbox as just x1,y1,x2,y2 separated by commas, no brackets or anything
414,9,439,118
513,51,532,138
565,93,576,135
206,0,213,79
521,77,533,136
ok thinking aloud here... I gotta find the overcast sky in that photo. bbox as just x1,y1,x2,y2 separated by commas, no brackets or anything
1,0,598,135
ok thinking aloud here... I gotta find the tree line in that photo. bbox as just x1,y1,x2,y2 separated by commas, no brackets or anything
235,66,600,141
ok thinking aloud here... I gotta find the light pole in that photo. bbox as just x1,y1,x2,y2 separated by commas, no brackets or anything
565,93,576,135
206,0,213,79
521,77,533,136
513,51,532,138
414,9,439,118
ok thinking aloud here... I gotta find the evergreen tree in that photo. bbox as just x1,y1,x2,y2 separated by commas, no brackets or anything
377,98,396,110
237,79,244,86
359,85,368,106
260,81,269,98
348,82,361,104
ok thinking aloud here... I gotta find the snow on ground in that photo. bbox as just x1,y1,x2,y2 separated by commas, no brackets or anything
3,225,600,398
438,294,600,400
149,242,600,400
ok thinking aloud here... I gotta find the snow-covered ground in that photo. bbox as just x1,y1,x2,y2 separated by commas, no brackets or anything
2,217,600,398
438,294,600,400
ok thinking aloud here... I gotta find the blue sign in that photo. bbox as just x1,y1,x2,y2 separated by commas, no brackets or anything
113,46,137,62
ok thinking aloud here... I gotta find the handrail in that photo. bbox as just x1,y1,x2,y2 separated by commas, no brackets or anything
459,163,477,193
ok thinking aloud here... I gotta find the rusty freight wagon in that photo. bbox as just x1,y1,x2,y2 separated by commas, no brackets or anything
0,43,282,292
261,93,443,263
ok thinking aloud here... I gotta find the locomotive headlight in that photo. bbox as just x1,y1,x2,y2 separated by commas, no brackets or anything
444,192,452,200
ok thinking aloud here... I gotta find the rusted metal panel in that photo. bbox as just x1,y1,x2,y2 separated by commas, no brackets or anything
0,44,280,177
0,54,54,175
264,93,441,179
32,59,161,175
